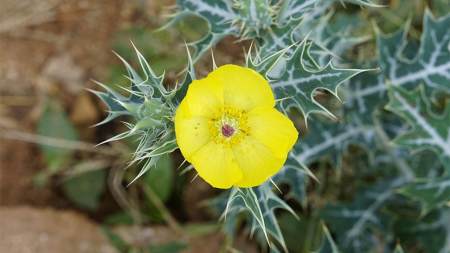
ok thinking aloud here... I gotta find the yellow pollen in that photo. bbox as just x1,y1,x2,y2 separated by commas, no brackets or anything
208,105,250,148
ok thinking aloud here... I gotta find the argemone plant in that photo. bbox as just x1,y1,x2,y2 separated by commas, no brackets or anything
93,0,450,252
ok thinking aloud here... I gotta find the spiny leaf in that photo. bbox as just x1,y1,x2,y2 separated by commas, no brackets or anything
234,0,276,35
344,11,450,125
399,175,450,214
163,0,239,61
268,38,373,123
252,182,298,252
394,206,450,253
213,182,300,251
173,44,196,105
271,159,308,205
319,178,406,253
165,0,383,61
385,85,450,172
226,186,269,243
93,45,184,186
294,117,378,169
257,17,303,59
88,81,131,126
276,0,383,25
313,223,340,253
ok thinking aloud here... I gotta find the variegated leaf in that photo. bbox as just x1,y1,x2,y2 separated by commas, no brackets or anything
166,0,382,61
268,39,372,122
319,178,406,253
272,159,308,205
344,11,450,125
399,175,450,213
294,117,378,169
313,223,340,253
276,0,382,25
226,186,269,243
394,206,450,253
385,85,450,172
162,0,239,61
252,182,298,252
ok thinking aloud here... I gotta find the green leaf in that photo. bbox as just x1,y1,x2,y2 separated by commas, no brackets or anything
173,44,196,106
163,0,239,61
37,99,78,172
63,169,106,211
226,186,269,243
278,214,322,253
256,18,302,59
344,11,450,126
385,85,450,171
234,0,275,35
399,175,450,213
271,161,308,205
394,206,450,253
319,179,406,253
276,0,383,25
166,0,383,61
253,182,298,252
313,223,340,253
293,117,378,169
143,154,174,203
268,39,372,122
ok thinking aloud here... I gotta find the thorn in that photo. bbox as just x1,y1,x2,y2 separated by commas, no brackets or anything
270,178,283,194
177,159,187,171
211,49,218,70
190,174,199,183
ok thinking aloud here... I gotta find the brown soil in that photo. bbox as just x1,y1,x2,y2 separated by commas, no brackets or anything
0,0,256,252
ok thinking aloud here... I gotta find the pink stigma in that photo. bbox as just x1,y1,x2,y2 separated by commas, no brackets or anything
221,124,235,137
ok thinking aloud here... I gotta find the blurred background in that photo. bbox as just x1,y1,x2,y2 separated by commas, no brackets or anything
0,0,255,252
0,0,445,252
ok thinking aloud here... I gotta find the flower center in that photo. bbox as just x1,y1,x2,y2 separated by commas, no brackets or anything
221,124,235,137
209,105,249,148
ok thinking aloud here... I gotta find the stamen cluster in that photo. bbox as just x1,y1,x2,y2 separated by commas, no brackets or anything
209,105,249,148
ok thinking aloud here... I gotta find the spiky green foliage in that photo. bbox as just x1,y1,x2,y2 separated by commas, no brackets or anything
319,179,405,253
313,224,340,253
92,45,195,184
221,182,298,251
343,11,450,125
394,206,450,253
385,85,450,171
399,176,450,214
294,118,378,169
164,0,383,61
248,37,374,122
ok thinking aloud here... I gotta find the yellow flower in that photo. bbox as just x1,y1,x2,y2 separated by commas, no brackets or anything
175,65,298,189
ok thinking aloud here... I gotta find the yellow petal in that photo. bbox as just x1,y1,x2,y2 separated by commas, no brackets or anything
247,107,298,158
191,141,243,189
211,65,275,112
175,100,212,162
233,136,286,188
185,75,224,118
